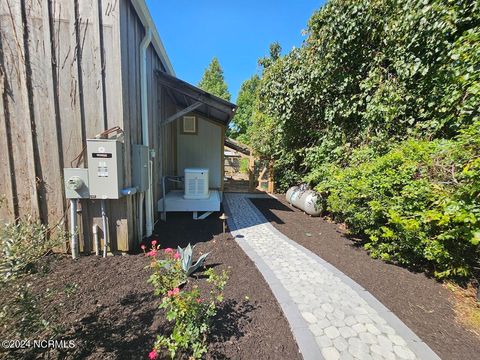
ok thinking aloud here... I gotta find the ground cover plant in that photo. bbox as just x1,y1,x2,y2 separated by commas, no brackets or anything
243,0,480,280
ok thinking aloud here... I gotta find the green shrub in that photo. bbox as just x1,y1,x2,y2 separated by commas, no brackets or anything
307,126,479,279
1,217,63,282
0,218,65,339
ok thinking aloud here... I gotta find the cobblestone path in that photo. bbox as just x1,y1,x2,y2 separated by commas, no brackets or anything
224,194,440,360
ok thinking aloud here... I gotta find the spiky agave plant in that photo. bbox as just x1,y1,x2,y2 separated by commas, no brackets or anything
177,243,210,277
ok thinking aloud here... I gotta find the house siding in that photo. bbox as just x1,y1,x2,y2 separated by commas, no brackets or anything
176,117,223,189
0,0,173,252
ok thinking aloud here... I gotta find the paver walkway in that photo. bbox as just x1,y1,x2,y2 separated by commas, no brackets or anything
224,193,441,360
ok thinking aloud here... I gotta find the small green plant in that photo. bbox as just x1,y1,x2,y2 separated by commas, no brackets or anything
239,157,250,174
0,282,50,338
177,243,210,277
150,268,229,359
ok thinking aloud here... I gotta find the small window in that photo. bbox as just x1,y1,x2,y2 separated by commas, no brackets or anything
181,115,197,135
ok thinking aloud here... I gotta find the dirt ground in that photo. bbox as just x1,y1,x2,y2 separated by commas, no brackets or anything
1,211,300,360
251,195,480,360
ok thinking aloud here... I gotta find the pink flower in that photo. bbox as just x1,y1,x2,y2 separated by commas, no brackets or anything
173,251,180,260
167,287,180,297
196,298,202,304
146,249,157,257
164,248,174,254
151,240,157,246
140,244,146,250
148,349,158,360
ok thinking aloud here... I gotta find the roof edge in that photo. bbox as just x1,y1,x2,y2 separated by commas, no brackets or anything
131,0,175,76
156,70,237,110
156,70,237,125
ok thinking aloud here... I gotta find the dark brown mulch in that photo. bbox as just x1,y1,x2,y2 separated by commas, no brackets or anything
1,211,300,360
250,195,480,360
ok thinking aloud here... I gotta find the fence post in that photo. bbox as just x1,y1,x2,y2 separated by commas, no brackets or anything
268,160,275,194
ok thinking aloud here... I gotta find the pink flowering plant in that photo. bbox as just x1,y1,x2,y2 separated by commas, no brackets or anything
152,268,229,359
143,241,185,296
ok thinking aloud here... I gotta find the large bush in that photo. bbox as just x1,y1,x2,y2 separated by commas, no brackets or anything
307,122,479,278
251,0,479,187
248,0,480,279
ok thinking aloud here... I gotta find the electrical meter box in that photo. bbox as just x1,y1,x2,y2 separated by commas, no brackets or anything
64,168,90,199
132,144,149,192
87,139,124,199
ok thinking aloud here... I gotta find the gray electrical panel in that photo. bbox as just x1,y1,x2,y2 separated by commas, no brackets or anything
87,139,124,199
64,168,90,199
132,144,149,192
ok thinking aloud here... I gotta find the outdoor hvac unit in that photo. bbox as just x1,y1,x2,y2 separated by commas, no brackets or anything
184,168,209,199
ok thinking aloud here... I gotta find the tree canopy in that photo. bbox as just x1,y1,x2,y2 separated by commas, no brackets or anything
197,57,231,102
228,74,260,142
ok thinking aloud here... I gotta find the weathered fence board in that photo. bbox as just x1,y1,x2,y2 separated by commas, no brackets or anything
24,0,65,226
0,77,15,221
0,0,40,219
53,0,84,168
78,0,105,137
0,0,174,253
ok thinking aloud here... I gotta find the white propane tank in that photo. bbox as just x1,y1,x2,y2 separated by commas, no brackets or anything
285,186,299,203
301,190,322,216
290,187,305,208
286,186,322,217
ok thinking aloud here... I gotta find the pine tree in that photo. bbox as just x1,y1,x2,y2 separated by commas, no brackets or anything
198,57,231,101
230,74,260,141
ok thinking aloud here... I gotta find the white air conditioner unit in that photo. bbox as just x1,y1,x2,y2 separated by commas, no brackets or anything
184,168,209,199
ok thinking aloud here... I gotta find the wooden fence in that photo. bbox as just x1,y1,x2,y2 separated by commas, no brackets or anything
0,0,139,252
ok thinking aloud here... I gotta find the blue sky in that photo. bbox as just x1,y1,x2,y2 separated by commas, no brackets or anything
147,0,325,102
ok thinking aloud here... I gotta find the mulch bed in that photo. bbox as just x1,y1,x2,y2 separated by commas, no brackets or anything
251,195,480,360
1,211,300,360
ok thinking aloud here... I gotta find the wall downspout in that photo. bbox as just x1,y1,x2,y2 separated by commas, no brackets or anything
140,28,154,238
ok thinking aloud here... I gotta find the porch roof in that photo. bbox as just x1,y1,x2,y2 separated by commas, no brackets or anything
155,70,237,126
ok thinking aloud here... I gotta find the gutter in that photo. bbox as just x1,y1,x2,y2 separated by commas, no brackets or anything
131,0,175,75
140,28,154,238
133,0,175,239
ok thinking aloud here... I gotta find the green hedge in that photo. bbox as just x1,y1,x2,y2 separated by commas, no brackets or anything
247,0,480,279
305,121,480,279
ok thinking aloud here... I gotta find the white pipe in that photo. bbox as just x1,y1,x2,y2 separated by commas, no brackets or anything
138,192,144,242
147,157,154,234
92,224,100,256
101,199,109,258
140,27,154,238
70,199,79,259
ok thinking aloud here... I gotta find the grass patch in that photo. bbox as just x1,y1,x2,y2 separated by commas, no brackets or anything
445,282,480,337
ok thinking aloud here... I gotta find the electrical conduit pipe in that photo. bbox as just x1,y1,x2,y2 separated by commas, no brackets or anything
70,199,79,259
